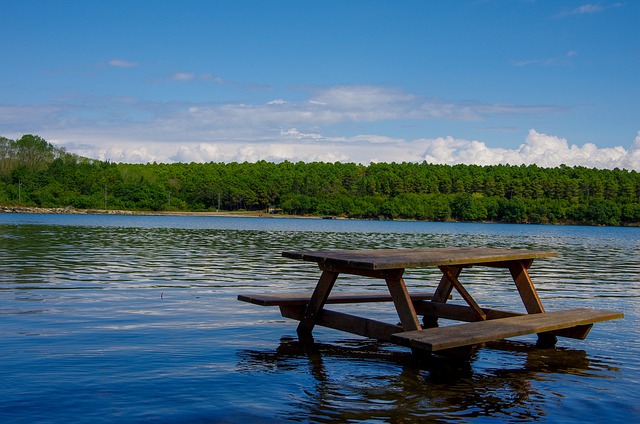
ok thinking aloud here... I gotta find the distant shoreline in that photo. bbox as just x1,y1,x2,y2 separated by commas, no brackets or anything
2,205,638,227
0,205,317,219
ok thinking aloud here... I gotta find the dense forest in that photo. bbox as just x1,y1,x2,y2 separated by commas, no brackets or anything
1,134,640,226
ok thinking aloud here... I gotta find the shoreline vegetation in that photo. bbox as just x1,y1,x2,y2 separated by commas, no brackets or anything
2,134,640,226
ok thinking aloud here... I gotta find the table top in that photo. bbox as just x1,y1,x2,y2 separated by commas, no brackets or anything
282,247,557,270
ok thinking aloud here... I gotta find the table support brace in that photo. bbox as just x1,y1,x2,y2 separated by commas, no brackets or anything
297,270,339,338
385,274,422,331
438,266,487,321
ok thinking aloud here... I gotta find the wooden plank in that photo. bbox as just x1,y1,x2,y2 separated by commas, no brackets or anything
319,263,404,279
391,308,624,352
414,302,594,340
238,291,440,306
414,301,522,322
550,324,593,340
280,306,403,342
411,300,599,344
282,247,557,270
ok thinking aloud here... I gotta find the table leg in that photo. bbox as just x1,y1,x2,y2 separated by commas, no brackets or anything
385,271,422,332
297,270,339,338
508,260,555,346
508,260,544,314
425,266,461,327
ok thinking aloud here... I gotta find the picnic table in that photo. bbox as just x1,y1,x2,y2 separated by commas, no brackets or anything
238,247,623,357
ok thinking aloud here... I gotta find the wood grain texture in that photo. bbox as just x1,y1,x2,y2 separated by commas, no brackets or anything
391,308,624,351
237,292,439,306
385,276,422,331
283,247,557,270
280,306,404,342
414,301,522,322
509,260,545,314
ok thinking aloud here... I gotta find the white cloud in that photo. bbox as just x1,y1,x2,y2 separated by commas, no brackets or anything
0,85,562,145
572,4,604,14
420,129,638,170
170,141,351,163
555,3,622,18
199,73,224,83
511,51,578,67
60,141,171,163
48,129,640,172
0,104,66,126
350,134,404,145
151,85,560,135
622,131,640,169
169,71,228,84
2,84,638,170
172,72,196,81
108,59,139,68
174,143,225,162
311,85,415,111
280,128,323,140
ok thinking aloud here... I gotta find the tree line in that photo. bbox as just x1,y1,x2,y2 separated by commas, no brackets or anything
2,134,640,226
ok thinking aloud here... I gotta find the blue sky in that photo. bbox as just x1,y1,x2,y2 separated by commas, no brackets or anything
1,0,639,169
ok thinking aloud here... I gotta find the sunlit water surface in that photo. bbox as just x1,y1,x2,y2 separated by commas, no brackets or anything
1,214,638,423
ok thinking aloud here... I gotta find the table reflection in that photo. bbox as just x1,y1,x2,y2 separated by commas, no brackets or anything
237,337,620,422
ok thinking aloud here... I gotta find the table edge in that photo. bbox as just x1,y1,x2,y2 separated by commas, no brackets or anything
282,247,558,270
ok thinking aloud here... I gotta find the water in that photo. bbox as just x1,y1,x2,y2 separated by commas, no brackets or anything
0,213,638,423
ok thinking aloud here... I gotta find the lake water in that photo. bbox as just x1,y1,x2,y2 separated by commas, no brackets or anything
1,213,638,423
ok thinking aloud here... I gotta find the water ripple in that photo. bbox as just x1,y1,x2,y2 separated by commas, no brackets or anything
0,216,638,423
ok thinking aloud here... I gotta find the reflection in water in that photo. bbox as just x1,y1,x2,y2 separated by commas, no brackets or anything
0,215,638,423
237,337,616,422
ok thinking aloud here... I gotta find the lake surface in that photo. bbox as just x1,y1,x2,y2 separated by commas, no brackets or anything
1,213,638,423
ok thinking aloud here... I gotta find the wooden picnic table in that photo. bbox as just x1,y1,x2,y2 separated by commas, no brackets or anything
238,247,623,356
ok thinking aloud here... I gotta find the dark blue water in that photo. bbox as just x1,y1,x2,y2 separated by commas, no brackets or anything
1,214,638,423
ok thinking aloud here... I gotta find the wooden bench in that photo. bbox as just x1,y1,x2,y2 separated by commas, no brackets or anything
238,292,440,306
239,292,446,343
391,308,624,352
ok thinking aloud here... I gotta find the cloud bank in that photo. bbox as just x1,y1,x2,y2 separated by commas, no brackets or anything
52,129,640,172
2,84,638,170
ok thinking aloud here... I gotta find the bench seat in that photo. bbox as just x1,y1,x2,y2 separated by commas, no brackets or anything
391,308,624,352
237,292,438,306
